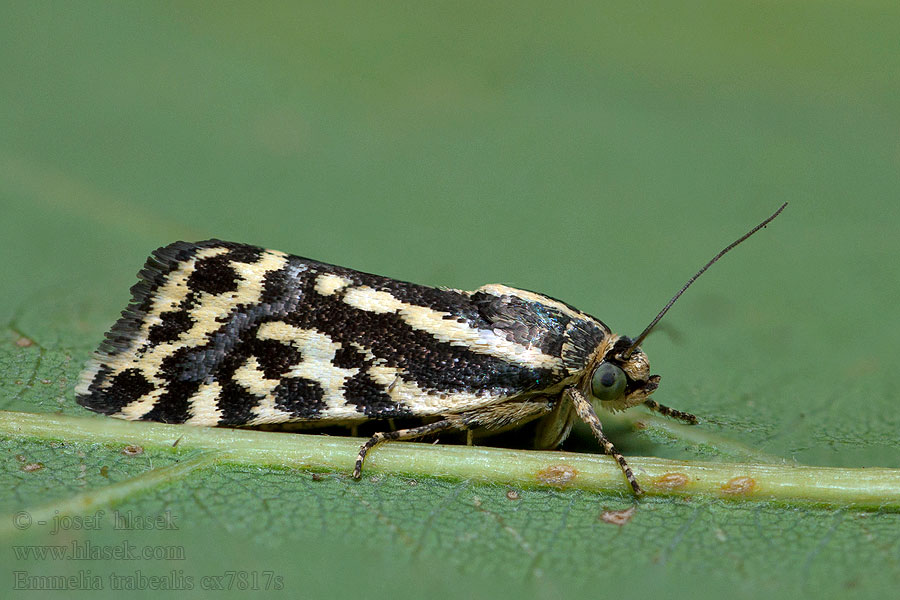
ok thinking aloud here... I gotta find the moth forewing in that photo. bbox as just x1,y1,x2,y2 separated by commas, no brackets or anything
77,203,785,496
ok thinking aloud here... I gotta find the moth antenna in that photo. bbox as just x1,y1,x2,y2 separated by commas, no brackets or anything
621,202,787,359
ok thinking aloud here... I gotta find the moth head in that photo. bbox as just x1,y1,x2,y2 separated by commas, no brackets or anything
585,203,788,413
586,335,660,412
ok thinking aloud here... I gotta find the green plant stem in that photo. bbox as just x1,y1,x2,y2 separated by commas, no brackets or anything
2,411,899,510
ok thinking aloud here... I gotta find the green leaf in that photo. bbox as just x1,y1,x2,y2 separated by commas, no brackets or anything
2,2,899,599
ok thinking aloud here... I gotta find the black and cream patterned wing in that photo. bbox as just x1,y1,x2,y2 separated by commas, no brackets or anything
76,240,573,427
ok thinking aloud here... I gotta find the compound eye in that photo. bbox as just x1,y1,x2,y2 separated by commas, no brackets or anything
590,363,627,401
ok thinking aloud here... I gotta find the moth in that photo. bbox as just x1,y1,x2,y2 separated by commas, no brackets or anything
77,204,786,495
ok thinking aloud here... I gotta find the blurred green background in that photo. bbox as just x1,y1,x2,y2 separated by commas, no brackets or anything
1,2,898,599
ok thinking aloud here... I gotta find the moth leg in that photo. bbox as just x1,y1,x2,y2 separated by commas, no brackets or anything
447,397,554,432
534,398,575,449
643,399,698,424
354,399,554,478
353,419,457,479
566,387,642,495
